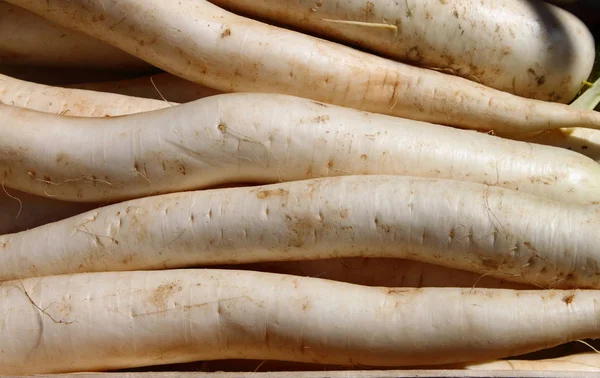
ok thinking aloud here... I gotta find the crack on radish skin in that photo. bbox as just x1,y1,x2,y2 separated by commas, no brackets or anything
131,295,251,317
216,123,282,182
163,139,220,168
330,167,358,175
162,214,197,247
483,185,506,234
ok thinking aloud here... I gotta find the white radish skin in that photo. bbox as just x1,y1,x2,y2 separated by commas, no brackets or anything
2,269,600,374
512,128,600,164
208,0,595,103
0,2,149,70
0,73,170,117
68,72,223,103
2,175,599,288
461,353,600,372
3,93,600,204
7,0,600,133
0,179,535,290
233,258,533,289
0,189,96,235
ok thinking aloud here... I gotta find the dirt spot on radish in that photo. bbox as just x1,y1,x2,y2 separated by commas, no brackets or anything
562,294,575,305
364,1,375,16
55,152,69,166
301,299,309,311
386,288,413,295
125,206,149,242
480,258,501,270
407,46,423,62
527,68,546,87
256,189,288,199
374,216,393,234
221,28,231,38
284,214,319,248
121,254,135,265
54,302,72,318
148,282,183,311
311,115,330,123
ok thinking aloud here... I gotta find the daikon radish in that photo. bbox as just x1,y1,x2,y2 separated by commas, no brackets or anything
7,0,600,133
233,258,533,289
514,128,600,163
508,79,600,163
2,175,599,288
0,73,170,117
68,72,223,103
208,0,595,103
0,2,149,69
2,269,600,374
3,93,600,204
461,353,600,372
0,188,96,235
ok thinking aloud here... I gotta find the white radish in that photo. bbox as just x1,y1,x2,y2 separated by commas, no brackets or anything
0,188,96,235
229,258,533,289
0,2,149,69
513,128,600,164
1,175,599,288
68,72,223,103
208,0,595,103
1,269,600,374
507,80,600,163
3,93,600,204
459,353,600,372
7,0,600,133
0,73,170,117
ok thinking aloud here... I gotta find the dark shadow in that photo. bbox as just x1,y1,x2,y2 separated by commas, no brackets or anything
522,0,578,72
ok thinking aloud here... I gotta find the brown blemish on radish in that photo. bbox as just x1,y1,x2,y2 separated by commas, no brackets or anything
562,294,575,305
311,115,329,123
256,188,288,199
339,209,348,219
147,282,183,311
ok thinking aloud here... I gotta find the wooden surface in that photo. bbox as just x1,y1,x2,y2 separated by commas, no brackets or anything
6,370,600,378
